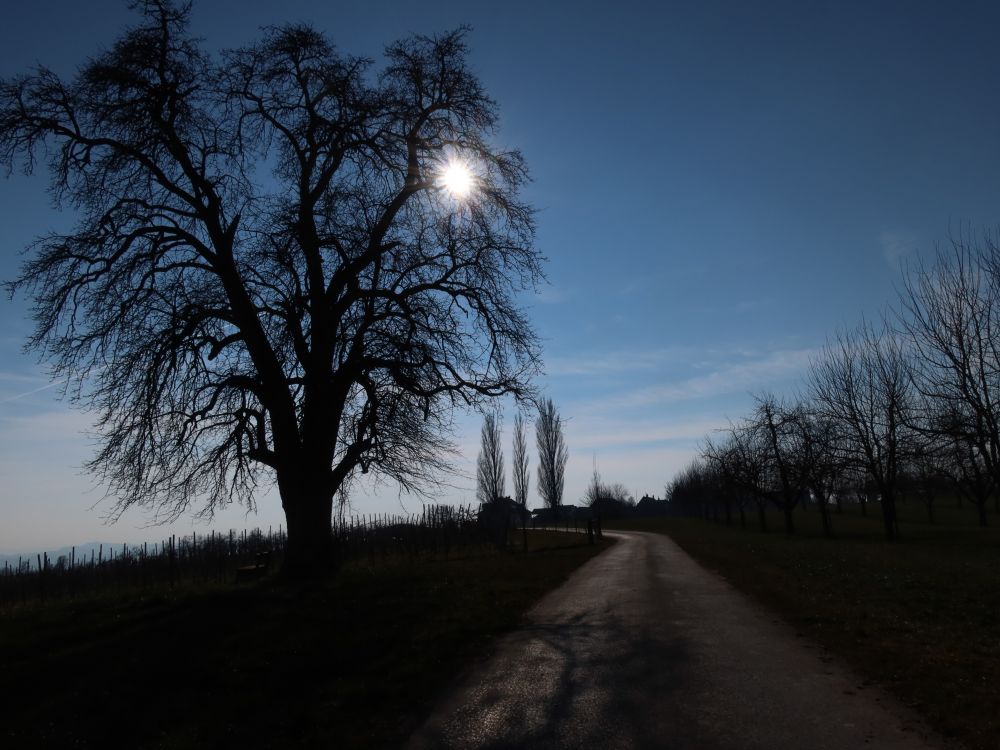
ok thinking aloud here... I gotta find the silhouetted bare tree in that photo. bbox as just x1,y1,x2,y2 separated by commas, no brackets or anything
930,403,995,524
903,434,948,525
809,321,912,540
584,460,604,508
665,460,710,518
667,458,726,522
704,396,843,534
899,233,1000,526
704,422,771,531
476,412,505,505
700,440,748,528
753,393,811,535
792,408,843,538
535,398,568,518
1,2,541,577
512,411,529,549
583,458,634,519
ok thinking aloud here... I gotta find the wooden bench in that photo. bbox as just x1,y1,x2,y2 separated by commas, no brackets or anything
235,551,272,583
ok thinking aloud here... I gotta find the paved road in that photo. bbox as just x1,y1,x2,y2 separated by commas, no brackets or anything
407,530,952,750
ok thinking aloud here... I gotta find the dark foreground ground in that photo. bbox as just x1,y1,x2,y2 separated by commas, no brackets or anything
408,530,954,750
0,530,608,749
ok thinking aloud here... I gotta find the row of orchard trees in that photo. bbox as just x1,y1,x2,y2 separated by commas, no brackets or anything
671,230,1000,540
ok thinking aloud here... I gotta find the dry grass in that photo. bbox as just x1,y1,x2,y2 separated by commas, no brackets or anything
610,506,1000,750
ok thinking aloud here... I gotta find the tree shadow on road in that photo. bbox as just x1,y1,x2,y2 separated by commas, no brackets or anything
408,607,715,749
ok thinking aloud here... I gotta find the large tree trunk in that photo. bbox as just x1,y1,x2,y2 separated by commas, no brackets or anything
757,504,768,533
819,502,833,538
880,494,899,540
816,492,833,538
279,470,336,580
782,506,795,535
976,499,989,528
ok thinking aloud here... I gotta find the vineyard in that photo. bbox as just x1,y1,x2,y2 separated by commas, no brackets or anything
0,504,521,607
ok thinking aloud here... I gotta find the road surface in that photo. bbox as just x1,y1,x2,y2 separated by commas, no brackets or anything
407,530,952,750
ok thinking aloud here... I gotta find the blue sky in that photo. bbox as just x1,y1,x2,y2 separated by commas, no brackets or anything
3,0,1000,551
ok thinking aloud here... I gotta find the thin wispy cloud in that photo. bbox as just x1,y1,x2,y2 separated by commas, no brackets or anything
0,407,92,444
733,297,774,313
880,229,919,267
0,370,48,385
544,346,697,377
533,286,570,304
583,347,818,413
567,416,730,450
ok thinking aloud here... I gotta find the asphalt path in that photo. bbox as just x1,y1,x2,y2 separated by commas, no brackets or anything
406,530,953,750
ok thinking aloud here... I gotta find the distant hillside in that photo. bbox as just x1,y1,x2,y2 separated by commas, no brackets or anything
1,541,154,570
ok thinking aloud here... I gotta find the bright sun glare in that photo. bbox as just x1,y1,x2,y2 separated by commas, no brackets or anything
441,160,473,198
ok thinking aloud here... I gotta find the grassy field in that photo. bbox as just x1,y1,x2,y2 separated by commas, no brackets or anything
610,502,1000,750
0,530,611,749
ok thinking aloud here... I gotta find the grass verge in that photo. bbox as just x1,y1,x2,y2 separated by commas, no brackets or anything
609,511,1000,750
1,530,611,749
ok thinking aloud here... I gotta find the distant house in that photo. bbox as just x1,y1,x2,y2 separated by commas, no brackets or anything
531,504,592,523
635,494,670,517
588,497,633,520
479,496,531,525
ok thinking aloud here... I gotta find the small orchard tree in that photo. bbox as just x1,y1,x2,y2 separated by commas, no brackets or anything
704,422,771,532
752,393,811,535
790,407,843,539
899,233,1000,526
809,320,912,540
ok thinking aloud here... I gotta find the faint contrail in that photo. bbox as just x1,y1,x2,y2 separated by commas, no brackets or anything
0,379,64,404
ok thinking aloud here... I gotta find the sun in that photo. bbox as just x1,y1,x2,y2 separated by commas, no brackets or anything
440,160,473,198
